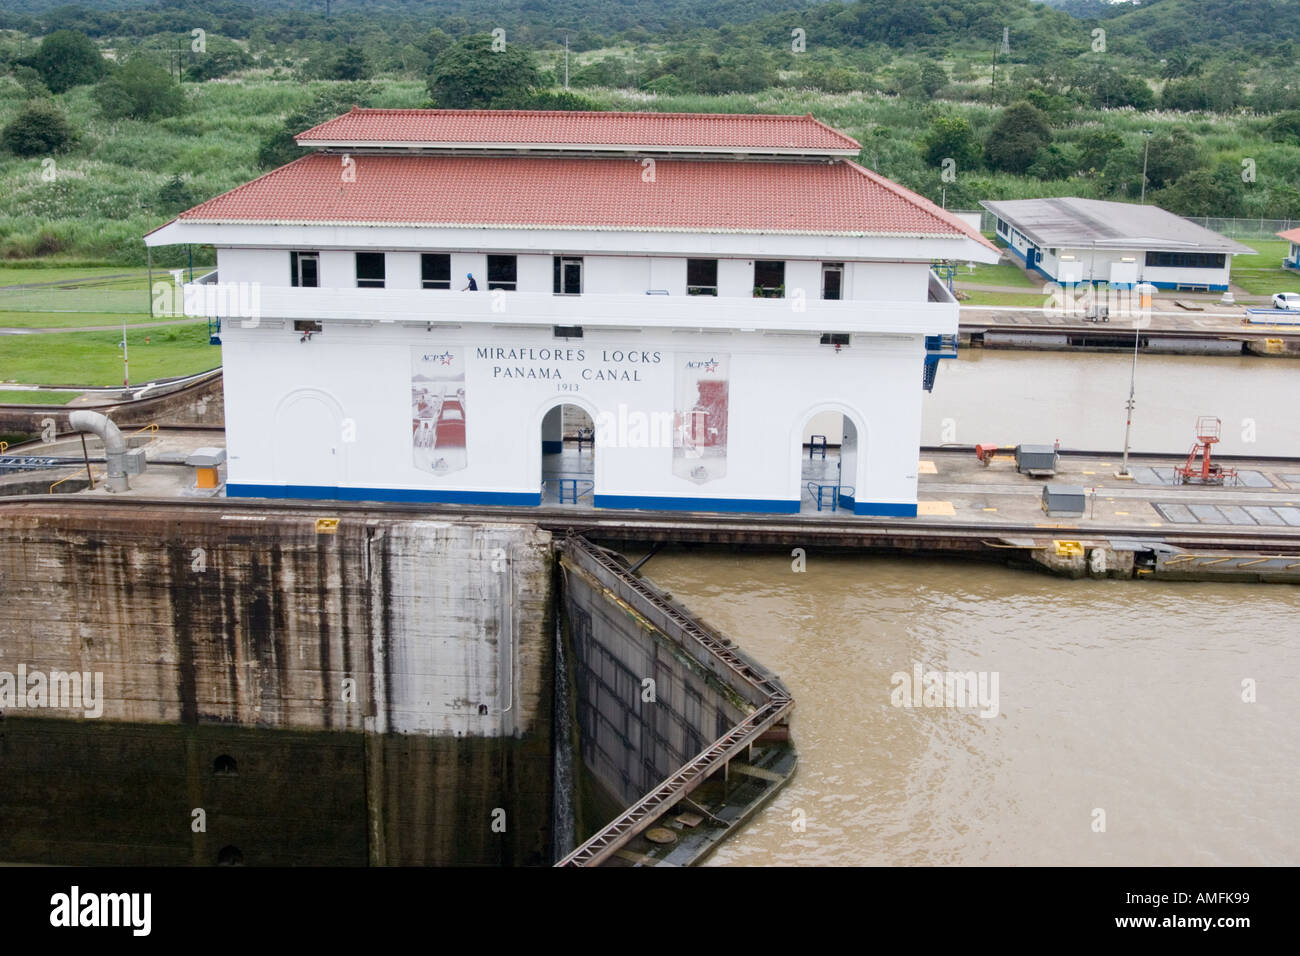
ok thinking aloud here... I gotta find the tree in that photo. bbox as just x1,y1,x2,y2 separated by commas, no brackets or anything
984,101,1052,175
1144,128,1204,190
2,100,76,156
29,29,105,94
491,89,603,111
1264,110,1300,146
156,175,197,215
1027,143,1080,181
93,58,185,121
921,115,981,173
1076,128,1123,175
329,47,368,81
919,59,947,97
428,34,540,109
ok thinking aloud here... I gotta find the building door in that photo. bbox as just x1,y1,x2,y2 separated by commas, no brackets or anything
554,257,583,295
274,393,342,490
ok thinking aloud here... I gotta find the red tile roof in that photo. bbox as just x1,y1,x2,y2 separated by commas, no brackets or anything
175,153,993,248
1279,227,1300,243
296,108,861,153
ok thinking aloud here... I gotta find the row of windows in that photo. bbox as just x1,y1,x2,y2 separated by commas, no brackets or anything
289,252,847,299
1145,251,1226,270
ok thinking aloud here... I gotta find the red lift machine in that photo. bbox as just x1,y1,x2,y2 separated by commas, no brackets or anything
1176,416,1238,486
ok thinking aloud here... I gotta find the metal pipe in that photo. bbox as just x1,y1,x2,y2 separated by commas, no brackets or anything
68,410,129,492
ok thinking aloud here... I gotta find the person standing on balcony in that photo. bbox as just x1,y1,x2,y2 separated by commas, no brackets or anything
462,273,478,291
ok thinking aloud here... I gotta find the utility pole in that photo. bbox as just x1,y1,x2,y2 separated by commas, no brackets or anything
120,315,130,397
1139,128,1153,204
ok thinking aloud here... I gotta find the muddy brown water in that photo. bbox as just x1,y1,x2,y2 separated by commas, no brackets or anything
641,551,1300,866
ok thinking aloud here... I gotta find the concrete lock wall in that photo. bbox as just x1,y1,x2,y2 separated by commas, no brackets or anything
558,545,755,814
0,505,554,865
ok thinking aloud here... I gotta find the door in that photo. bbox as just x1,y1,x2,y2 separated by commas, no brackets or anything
821,263,843,300
274,393,342,490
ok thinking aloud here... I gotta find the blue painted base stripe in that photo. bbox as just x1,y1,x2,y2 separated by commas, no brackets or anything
226,483,542,506
594,494,799,514
855,501,918,517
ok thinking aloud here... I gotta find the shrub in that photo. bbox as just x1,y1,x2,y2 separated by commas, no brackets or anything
30,30,105,94
2,100,77,156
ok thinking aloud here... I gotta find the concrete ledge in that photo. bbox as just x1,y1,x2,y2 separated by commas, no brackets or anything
593,493,799,514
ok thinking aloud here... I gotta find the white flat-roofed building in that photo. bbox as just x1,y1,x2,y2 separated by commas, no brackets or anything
982,197,1254,292
146,108,998,517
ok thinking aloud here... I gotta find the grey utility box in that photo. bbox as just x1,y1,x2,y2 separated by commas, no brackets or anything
1015,443,1058,477
1042,484,1086,517
122,448,148,475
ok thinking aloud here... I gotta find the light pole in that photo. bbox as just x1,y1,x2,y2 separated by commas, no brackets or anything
1117,316,1139,478
1139,128,1153,204
120,315,131,397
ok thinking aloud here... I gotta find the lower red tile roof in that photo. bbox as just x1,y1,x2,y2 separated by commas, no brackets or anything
173,153,993,247
1278,227,1300,244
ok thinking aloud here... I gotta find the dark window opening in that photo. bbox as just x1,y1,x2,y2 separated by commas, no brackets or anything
290,251,319,288
217,846,244,866
553,256,582,295
477,704,488,715
820,332,851,347
554,325,583,338
213,755,237,776
753,260,785,298
293,320,322,333
421,253,451,289
487,255,517,291
356,252,385,288
1144,251,1225,270
687,258,718,296
822,262,844,300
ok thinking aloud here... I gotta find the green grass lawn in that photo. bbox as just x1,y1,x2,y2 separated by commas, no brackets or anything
1230,240,1300,295
0,390,80,404
952,262,1037,288
0,323,220,386
0,310,198,330
959,290,1049,307
0,265,153,287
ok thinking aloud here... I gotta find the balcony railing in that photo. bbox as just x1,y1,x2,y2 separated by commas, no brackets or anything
182,271,960,337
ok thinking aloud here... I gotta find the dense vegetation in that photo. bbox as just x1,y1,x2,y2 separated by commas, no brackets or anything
1,0,1299,265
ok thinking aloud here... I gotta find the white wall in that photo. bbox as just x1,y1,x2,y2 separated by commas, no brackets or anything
221,320,927,513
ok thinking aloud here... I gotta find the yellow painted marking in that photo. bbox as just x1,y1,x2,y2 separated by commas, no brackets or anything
315,517,340,534
918,500,955,516
1037,523,1079,529
1148,522,1163,527
918,460,937,475
1082,470,1096,475
982,507,998,512
1055,540,1084,556
1115,511,1130,516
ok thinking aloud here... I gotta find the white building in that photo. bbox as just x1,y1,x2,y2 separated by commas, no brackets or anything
147,108,997,517
982,197,1253,292
1280,227,1300,272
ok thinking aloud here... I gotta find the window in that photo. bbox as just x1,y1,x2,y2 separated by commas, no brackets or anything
356,252,385,288
1144,251,1225,270
487,254,517,291
553,256,583,295
820,332,850,347
822,262,844,300
293,320,322,333
753,260,785,298
421,253,451,289
554,325,583,338
996,218,1007,234
687,258,718,296
290,251,319,288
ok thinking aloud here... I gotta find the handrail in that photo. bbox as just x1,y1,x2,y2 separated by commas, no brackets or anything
129,423,158,438
50,468,96,493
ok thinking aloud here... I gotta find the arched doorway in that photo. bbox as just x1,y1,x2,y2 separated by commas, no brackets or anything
796,405,863,514
540,402,596,506
273,389,344,490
